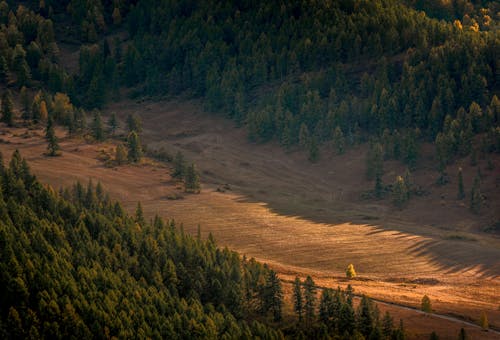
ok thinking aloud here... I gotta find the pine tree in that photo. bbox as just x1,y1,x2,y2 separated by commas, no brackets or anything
115,144,127,165
346,263,356,278
20,87,31,121
479,311,488,331
1,90,14,126
173,151,186,179
374,172,383,198
303,275,316,325
127,131,142,163
265,270,283,321
46,119,60,156
429,331,439,340
92,110,104,141
392,176,409,209
357,295,374,337
421,295,432,313
184,163,200,193
457,167,465,200
382,312,393,338
293,277,303,322
470,173,482,214
0,55,7,82
366,142,384,180
333,126,345,154
299,123,310,148
135,202,145,225
127,113,142,133
458,328,467,340
108,112,118,136
308,137,319,162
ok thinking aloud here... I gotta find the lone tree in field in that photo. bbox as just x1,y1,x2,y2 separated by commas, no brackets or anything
184,163,200,193
458,328,468,340
346,263,356,278
392,175,409,209
457,167,465,200
421,295,432,313
46,118,60,157
480,311,488,331
115,144,127,165
127,131,142,163
303,275,316,325
1,90,14,126
293,277,303,322
173,151,186,179
470,173,482,214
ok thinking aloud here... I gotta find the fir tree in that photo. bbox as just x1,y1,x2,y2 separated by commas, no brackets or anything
108,112,118,136
333,126,345,154
366,142,383,180
127,131,142,163
127,113,142,133
20,87,31,121
184,163,200,193
304,275,316,325
1,90,14,126
479,311,488,331
135,202,145,225
115,144,127,165
457,167,465,200
293,277,303,322
374,172,383,199
92,110,104,141
308,137,319,162
421,295,432,313
264,270,283,321
470,173,482,214
46,119,60,156
458,328,467,340
392,176,409,209
173,151,186,179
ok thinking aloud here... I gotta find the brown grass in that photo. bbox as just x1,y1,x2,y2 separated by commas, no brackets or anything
1,97,499,339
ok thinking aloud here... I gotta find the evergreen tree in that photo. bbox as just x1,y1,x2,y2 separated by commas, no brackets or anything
374,172,383,199
332,126,345,154
479,312,488,331
127,131,142,163
173,151,186,179
0,55,7,82
264,270,283,321
458,328,467,340
457,167,465,200
303,275,316,325
293,277,303,322
46,118,60,156
366,142,383,180
429,331,439,340
382,312,393,338
392,176,409,209
421,295,432,313
135,202,145,225
108,112,118,136
127,113,142,133
184,163,200,193
115,144,127,165
308,137,319,162
357,296,374,337
470,173,482,214
91,110,104,141
1,90,14,126
20,87,31,121
299,123,310,148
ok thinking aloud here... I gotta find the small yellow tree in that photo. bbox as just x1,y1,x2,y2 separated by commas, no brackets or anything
421,295,432,313
346,263,356,278
480,311,488,331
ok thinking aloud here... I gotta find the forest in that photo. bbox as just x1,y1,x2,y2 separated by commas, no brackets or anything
0,151,410,339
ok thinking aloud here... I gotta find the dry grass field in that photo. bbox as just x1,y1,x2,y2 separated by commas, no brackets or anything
1,98,499,338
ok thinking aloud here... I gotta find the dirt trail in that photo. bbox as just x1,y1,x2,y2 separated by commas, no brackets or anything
1,98,499,338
